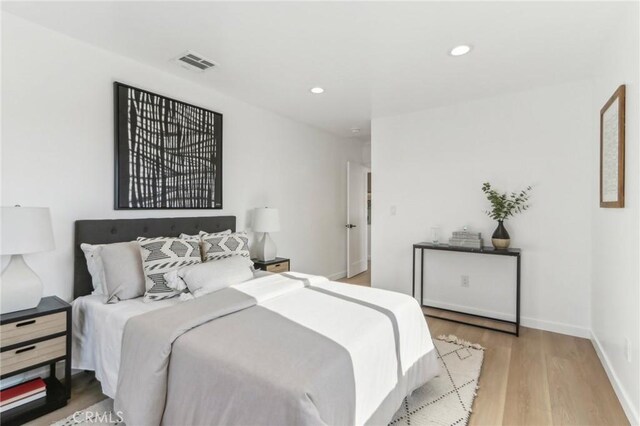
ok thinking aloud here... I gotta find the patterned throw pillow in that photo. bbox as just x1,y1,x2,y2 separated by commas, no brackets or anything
179,229,231,239
137,236,202,301
201,231,251,262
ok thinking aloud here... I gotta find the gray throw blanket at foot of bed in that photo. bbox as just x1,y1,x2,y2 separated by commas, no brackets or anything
114,287,357,426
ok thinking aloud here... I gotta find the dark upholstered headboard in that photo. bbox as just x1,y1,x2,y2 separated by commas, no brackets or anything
73,216,236,299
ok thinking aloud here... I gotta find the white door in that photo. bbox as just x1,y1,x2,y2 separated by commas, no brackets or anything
346,161,368,278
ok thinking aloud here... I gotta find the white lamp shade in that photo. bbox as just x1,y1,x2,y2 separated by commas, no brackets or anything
1,206,55,255
253,207,280,233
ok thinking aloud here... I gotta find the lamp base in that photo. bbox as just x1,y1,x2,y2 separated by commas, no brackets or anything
255,233,277,262
1,254,43,314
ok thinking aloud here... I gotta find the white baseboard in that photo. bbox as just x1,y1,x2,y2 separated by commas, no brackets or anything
423,299,516,322
591,332,639,425
423,298,590,338
327,271,347,280
520,316,591,338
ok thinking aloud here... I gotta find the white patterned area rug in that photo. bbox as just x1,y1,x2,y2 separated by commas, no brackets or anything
390,335,485,426
53,335,483,426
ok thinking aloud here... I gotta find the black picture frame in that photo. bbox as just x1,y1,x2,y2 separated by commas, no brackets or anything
114,82,223,209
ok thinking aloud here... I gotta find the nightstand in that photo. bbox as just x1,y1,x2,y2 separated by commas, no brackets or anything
252,257,290,273
0,296,71,426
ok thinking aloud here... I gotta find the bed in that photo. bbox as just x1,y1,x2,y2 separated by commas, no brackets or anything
71,216,439,425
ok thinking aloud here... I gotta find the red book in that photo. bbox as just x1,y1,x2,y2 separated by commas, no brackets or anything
0,378,46,406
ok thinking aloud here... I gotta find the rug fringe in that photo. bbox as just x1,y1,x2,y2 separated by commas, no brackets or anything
437,334,485,350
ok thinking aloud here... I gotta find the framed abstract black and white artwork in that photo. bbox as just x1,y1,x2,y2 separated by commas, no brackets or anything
114,82,223,209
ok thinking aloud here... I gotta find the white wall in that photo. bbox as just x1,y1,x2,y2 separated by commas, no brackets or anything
0,13,362,301
371,80,594,337
590,4,640,423
362,142,371,168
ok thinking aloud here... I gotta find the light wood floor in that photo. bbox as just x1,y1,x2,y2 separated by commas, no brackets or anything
427,317,628,426
340,268,629,426
31,270,628,426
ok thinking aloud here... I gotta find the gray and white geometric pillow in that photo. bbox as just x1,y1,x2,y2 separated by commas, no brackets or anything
137,236,202,301
201,231,251,262
179,229,231,239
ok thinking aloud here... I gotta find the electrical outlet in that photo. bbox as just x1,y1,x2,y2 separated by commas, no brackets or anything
625,337,632,363
461,275,470,287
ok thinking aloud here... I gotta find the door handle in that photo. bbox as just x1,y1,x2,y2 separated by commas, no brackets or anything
345,224,357,229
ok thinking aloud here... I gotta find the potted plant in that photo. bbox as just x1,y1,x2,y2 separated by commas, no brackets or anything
481,182,532,249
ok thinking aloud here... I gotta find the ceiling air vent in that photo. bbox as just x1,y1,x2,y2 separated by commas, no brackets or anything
174,51,217,72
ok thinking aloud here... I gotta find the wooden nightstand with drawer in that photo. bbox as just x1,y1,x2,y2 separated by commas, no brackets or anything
252,257,291,273
0,296,71,426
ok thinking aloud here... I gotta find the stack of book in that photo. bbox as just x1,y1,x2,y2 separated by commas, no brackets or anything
0,378,46,413
449,231,483,249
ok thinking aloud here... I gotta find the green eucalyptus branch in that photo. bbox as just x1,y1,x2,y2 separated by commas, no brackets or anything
481,182,532,222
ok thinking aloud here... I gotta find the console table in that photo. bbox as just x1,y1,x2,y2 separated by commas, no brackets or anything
412,243,521,336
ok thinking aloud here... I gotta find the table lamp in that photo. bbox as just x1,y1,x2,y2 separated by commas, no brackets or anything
1,206,55,313
253,207,280,261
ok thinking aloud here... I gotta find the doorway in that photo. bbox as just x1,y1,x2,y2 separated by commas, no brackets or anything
342,162,371,286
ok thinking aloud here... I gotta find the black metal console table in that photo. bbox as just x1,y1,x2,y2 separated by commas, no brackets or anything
412,243,521,336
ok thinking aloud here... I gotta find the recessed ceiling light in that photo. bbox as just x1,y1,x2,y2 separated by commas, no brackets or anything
450,45,472,56
351,128,361,134
310,87,324,94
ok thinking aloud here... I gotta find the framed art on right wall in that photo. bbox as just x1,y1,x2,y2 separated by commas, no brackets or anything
600,84,626,208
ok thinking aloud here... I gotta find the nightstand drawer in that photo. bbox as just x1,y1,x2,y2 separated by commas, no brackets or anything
1,336,66,375
1,312,66,347
266,261,289,273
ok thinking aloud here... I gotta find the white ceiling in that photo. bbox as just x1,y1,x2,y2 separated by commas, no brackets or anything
2,1,630,140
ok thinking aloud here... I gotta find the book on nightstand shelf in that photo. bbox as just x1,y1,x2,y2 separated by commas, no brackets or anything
0,378,47,412
1,391,47,413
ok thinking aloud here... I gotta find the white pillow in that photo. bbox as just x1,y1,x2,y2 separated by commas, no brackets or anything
101,241,146,303
164,256,254,298
80,243,106,295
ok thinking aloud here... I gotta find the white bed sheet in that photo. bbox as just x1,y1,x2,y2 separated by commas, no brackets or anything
72,295,180,397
